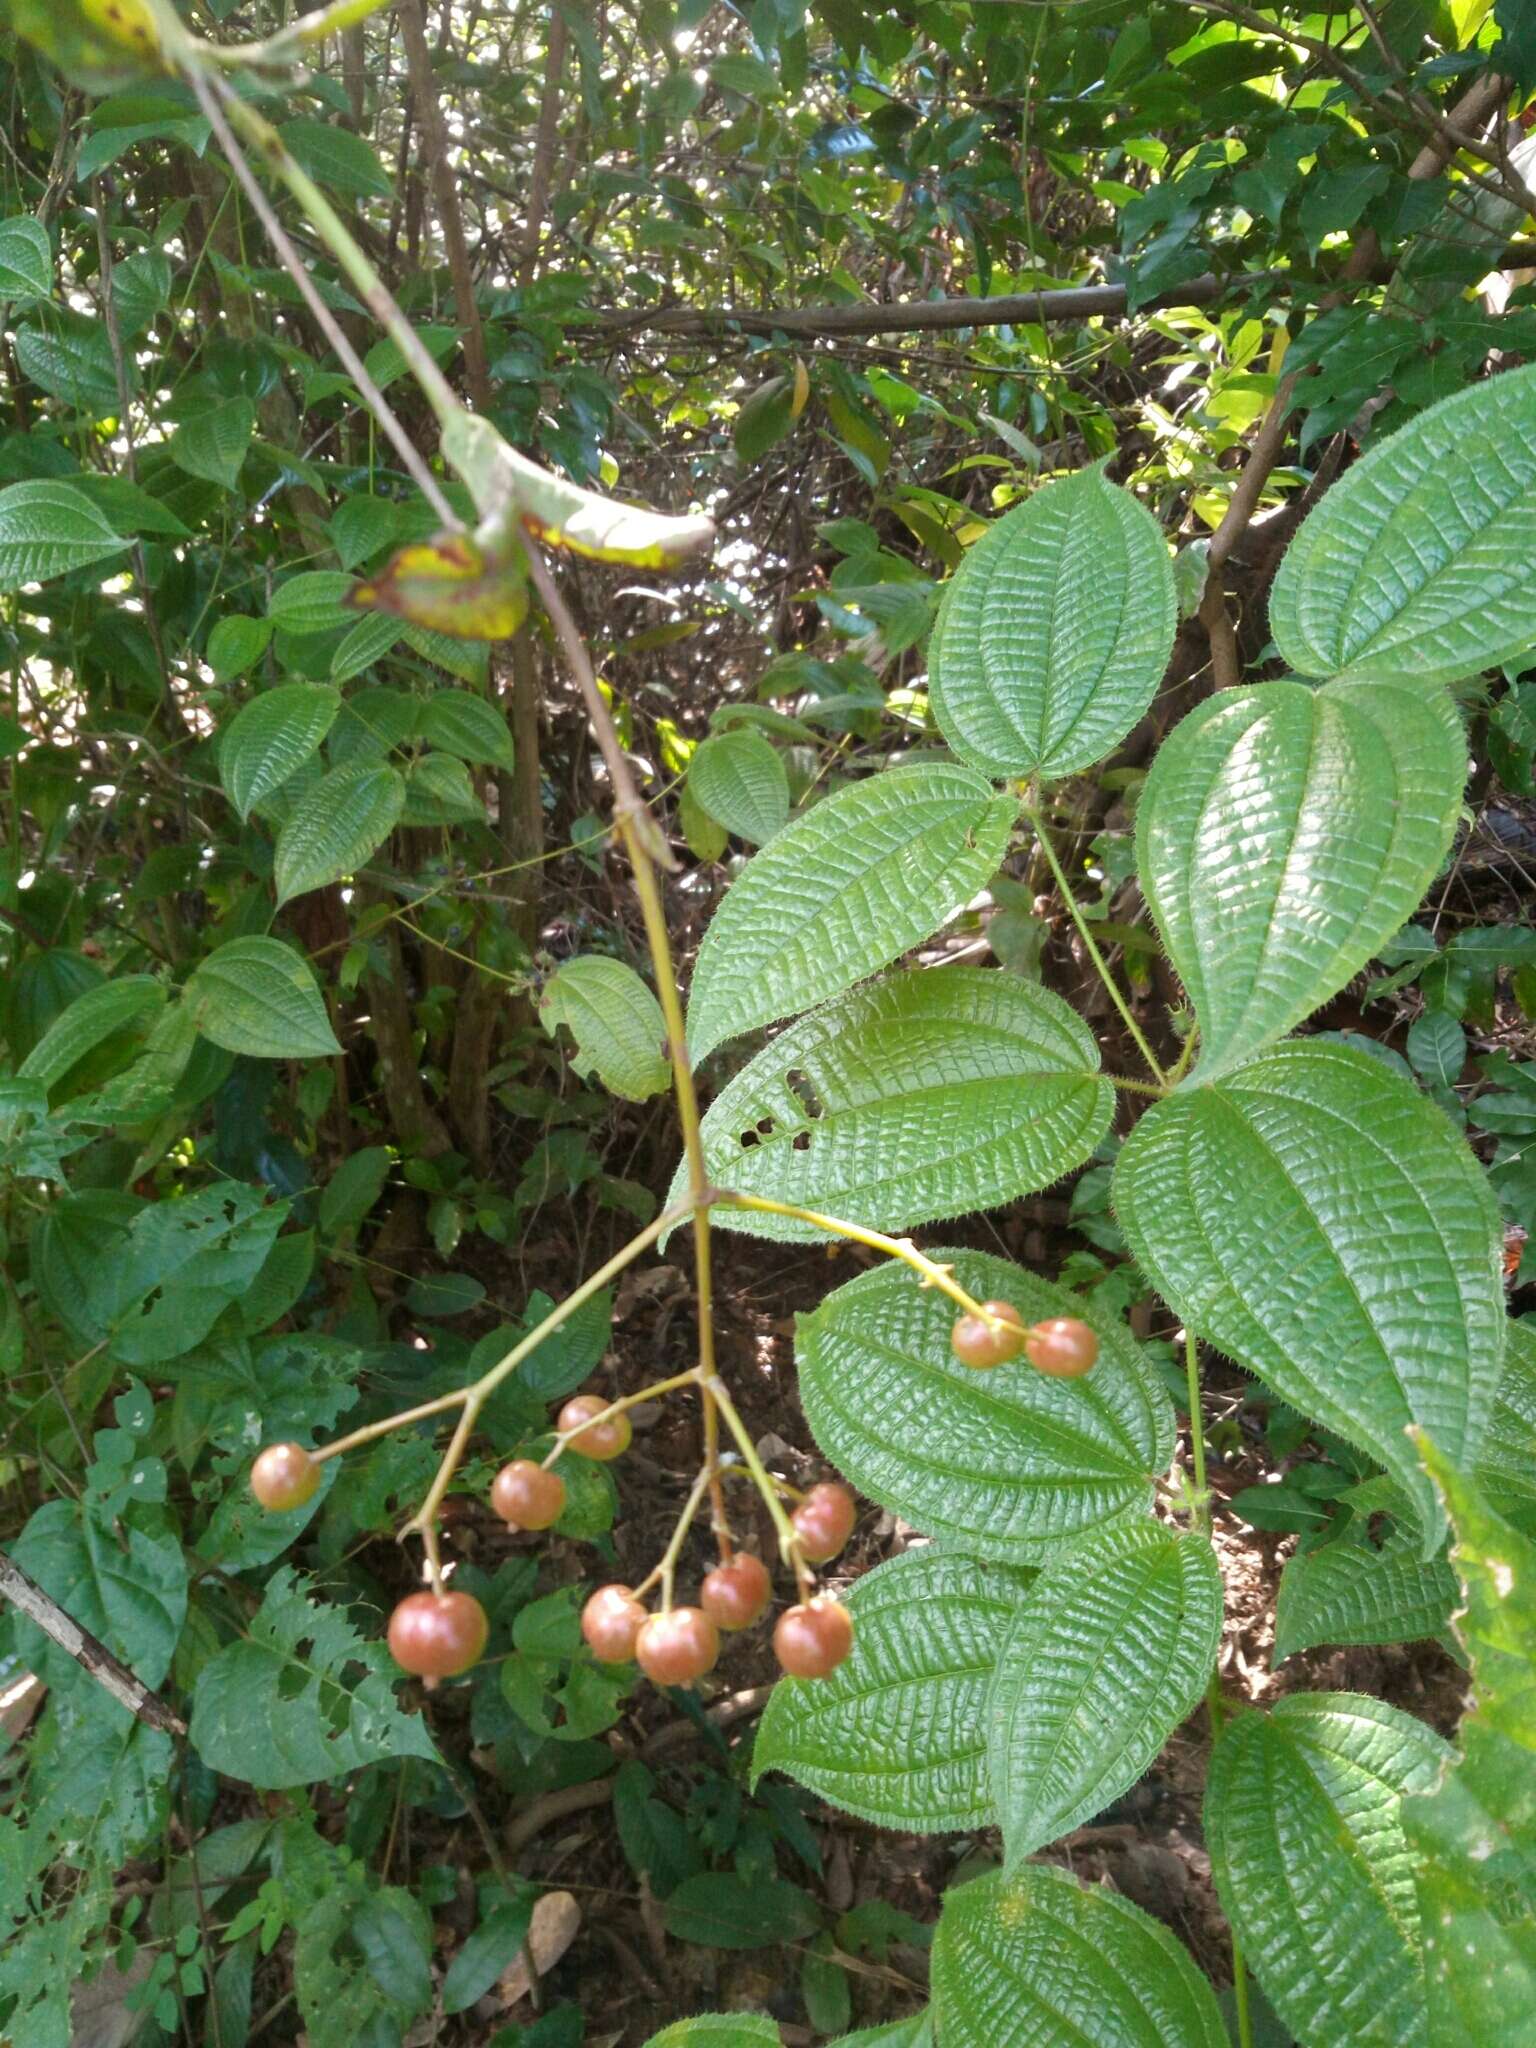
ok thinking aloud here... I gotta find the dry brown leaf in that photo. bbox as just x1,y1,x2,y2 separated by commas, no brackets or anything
495,1888,581,2007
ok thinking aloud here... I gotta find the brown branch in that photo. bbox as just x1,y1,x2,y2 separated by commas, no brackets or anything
398,0,492,409
0,1551,187,1736
520,3,570,289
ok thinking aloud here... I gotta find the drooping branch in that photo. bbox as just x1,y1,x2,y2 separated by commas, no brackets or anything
0,1552,187,1736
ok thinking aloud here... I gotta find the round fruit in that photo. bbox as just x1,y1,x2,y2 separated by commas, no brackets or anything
250,1442,320,1513
634,1606,720,1687
490,1458,565,1530
791,1481,856,1564
699,1552,772,1632
386,1590,489,1679
1025,1316,1100,1378
581,1584,647,1663
950,1300,1026,1370
557,1394,632,1462
774,1598,854,1679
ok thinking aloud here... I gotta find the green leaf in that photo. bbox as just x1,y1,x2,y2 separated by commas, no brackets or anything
663,1872,821,1949
71,471,189,538
319,1145,392,1232
8,1498,187,1692
268,570,357,636
673,967,1111,1240
1113,1042,1505,1550
686,764,1018,1062
931,1865,1228,2048
187,937,340,1059
1206,1693,1451,2048
295,1873,433,2047
418,689,516,769
1402,1440,1536,2043
219,684,341,820
1273,1525,1458,1663
441,1898,535,2014
1408,1008,1467,1087
0,478,130,589
0,215,52,299
14,315,123,412
797,1249,1174,1563
1476,1319,1536,1534
830,2020,933,2047
987,1520,1223,1865
400,751,485,825
17,974,164,1092
274,761,405,904
207,613,274,681
329,609,404,682
642,2018,779,2047
330,494,402,570
733,374,799,464
171,396,255,492
1137,678,1465,1081
687,730,790,844
188,1566,439,1789
928,466,1175,780
754,1548,1032,1830
277,118,394,198
539,955,670,1103
1271,361,1536,683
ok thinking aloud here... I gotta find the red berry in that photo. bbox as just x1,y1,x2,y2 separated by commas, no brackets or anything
386,1590,488,1678
774,1598,854,1679
950,1300,1026,1369
791,1481,857,1564
700,1552,772,1632
250,1442,320,1512
490,1459,565,1529
634,1606,719,1687
582,1584,647,1663
1025,1317,1099,1378
557,1394,632,1461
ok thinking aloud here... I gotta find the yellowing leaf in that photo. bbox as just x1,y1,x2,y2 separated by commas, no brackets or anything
348,533,529,643
9,0,165,87
790,356,811,419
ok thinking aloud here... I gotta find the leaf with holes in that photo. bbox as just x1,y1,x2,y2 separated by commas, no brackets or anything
1271,362,1536,683
187,938,340,1060
797,1250,1174,1563
0,479,130,590
1273,1524,1457,1664
274,762,405,905
1402,1439,1536,2044
754,1549,1033,1830
1137,678,1465,1081
928,465,1175,780
671,967,1111,1239
932,1865,1228,2048
188,1567,439,1789
686,765,1018,1062
687,730,790,844
1206,1693,1451,2048
539,956,670,1103
987,1520,1223,1865
171,397,256,493
1113,1042,1505,1550
219,685,341,821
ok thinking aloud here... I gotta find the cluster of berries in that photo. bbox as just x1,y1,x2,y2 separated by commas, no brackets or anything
250,1309,1096,1691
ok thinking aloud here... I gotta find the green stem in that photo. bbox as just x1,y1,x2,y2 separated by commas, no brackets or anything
1024,799,1167,1086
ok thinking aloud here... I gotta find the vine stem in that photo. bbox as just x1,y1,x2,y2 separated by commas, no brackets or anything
1184,1324,1253,2048
705,1373,813,1600
716,1191,1007,1328
537,1369,702,1468
1023,798,1168,1087
635,1463,716,1609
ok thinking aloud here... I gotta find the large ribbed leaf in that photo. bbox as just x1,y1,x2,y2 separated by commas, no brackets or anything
687,730,789,845
1206,1693,1451,2048
672,968,1110,1240
1138,677,1464,1081
538,956,671,1103
1475,1318,1536,1535
796,1251,1174,1563
1271,362,1536,684
928,465,1175,781
274,761,405,905
219,684,341,821
931,1865,1228,2048
1272,1523,1457,1664
987,1521,1222,1864
685,764,1017,1062
1113,1042,1505,1549
753,1548,1031,1830
1404,1440,1536,2044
